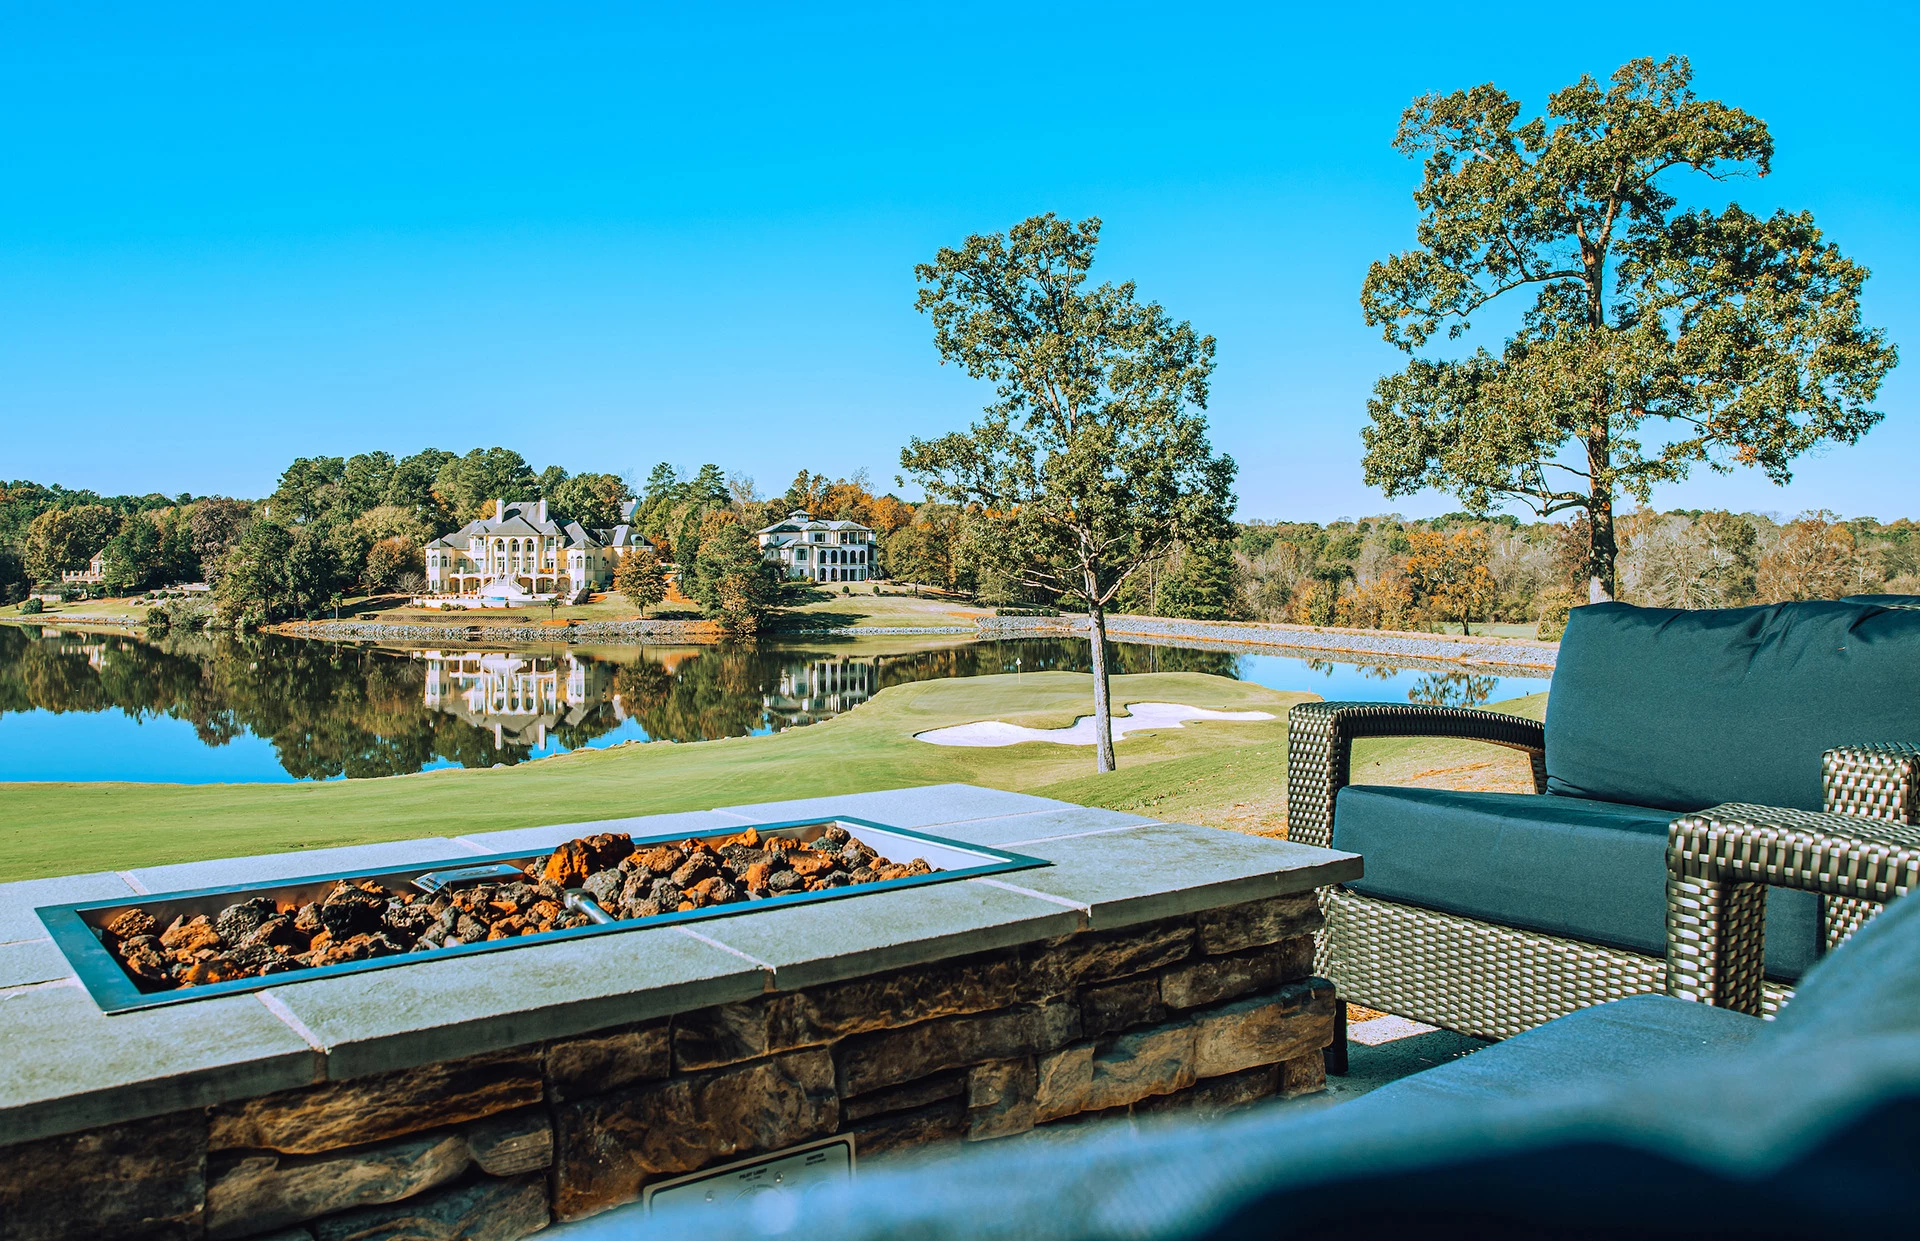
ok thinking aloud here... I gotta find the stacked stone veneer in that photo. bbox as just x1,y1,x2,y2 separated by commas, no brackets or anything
0,893,1331,1241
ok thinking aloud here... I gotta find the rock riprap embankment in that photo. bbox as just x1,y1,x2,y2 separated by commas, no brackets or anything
100,825,931,992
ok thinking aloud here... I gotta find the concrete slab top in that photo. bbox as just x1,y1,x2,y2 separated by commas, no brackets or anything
0,785,1356,1149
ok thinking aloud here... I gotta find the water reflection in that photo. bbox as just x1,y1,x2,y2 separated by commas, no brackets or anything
0,624,1547,785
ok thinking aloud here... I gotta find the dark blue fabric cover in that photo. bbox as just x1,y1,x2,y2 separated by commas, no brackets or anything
1770,889,1920,1046
1338,994,1762,1120
1333,784,1820,977
1544,601,1920,813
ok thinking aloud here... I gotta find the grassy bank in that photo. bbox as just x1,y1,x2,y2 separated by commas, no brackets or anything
0,672,1547,882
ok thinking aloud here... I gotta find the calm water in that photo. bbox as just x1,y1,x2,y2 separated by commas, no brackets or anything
0,626,1548,783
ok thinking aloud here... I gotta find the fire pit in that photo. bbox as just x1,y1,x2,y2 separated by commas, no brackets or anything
38,817,1046,1013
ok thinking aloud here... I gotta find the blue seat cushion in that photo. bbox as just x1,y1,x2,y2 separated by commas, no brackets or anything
1769,889,1920,1046
1338,994,1763,1122
1545,601,1920,813
1333,785,1820,978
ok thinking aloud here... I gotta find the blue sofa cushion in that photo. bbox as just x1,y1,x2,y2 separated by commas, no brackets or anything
1333,785,1820,978
1544,601,1920,813
1337,994,1762,1120
1769,889,1920,1047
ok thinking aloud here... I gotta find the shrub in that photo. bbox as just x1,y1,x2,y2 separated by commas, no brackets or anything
145,606,171,630
20,597,43,615
995,606,1060,617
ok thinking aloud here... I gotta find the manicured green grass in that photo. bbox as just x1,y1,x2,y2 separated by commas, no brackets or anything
0,672,1549,883
771,587,992,630
1,597,152,623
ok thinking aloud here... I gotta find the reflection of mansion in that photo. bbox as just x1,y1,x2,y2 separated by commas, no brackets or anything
763,658,879,728
423,499,657,604
756,510,875,582
417,649,614,750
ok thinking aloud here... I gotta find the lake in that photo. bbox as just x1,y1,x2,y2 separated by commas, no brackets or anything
0,625,1549,783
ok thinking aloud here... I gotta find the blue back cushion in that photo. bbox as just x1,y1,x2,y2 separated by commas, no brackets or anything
1545,601,1920,812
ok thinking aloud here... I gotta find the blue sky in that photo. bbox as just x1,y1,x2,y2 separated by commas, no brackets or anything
2,3,1915,521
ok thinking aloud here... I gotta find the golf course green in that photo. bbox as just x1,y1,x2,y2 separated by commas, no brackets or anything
0,671,1548,882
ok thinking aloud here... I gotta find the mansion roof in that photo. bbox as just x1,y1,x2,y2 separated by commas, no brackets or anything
426,499,658,555
756,510,873,546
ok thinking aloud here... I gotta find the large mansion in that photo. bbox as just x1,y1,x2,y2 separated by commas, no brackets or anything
424,499,656,601
756,510,875,582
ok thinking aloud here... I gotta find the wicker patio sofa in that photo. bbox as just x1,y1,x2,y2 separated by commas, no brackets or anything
1286,598,1920,1049
615,824,1920,1240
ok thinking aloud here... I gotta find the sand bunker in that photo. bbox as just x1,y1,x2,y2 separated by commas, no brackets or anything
914,701,1275,748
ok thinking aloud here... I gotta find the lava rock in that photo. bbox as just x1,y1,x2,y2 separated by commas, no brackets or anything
214,897,279,944
543,833,634,886
118,934,173,984
669,857,717,889
582,869,623,909
104,908,156,943
383,901,438,939
688,876,739,905
160,914,222,957
629,846,684,876
317,888,388,939
768,870,805,894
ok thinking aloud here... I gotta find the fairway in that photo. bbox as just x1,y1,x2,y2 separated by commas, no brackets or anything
0,671,1547,882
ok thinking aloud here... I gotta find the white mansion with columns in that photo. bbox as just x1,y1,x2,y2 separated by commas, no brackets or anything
756,510,875,582
423,499,657,602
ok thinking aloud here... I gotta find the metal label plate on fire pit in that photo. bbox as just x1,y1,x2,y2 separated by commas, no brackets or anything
36,817,1049,1015
642,1135,855,1214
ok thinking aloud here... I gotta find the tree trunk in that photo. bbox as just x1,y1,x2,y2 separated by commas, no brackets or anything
1587,491,1617,604
1088,603,1116,773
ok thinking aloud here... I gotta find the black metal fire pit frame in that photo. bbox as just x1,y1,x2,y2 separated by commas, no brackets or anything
37,816,1049,1015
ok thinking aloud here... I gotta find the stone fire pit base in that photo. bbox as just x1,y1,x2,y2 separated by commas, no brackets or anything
0,786,1359,1241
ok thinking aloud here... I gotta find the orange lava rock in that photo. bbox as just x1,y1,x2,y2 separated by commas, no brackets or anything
630,846,684,876
160,915,221,956
788,853,835,879
742,862,773,892
105,908,156,942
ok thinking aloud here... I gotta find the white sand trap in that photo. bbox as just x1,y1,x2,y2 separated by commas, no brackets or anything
915,701,1275,748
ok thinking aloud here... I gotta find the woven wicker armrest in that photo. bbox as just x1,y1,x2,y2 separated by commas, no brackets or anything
1667,802,1920,1014
1823,743,1919,825
1285,701,1547,848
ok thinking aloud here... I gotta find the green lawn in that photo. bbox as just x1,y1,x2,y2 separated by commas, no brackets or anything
0,671,1546,883
1,597,152,623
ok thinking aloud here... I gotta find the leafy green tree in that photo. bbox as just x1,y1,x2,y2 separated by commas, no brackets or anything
550,472,636,529
341,452,397,512
1158,540,1244,620
614,546,669,617
686,523,783,633
213,520,356,626
269,457,350,524
433,448,537,521
22,504,118,581
902,213,1236,772
99,515,169,593
1360,57,1898,602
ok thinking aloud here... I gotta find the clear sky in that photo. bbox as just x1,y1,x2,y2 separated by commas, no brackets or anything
2,2,1914,521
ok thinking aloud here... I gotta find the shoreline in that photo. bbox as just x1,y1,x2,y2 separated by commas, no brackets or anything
1,610,1557,669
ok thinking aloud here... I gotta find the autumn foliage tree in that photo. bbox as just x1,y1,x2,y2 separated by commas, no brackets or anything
615,546,669,617
1405,529,1497,634
1361,57,1897,604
